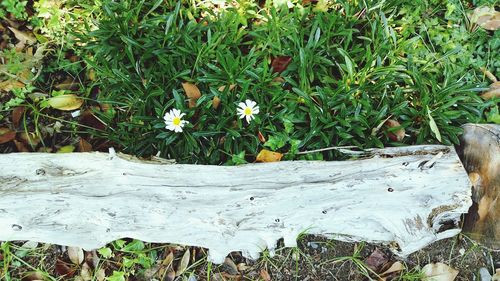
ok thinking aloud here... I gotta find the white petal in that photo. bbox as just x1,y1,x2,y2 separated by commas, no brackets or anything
179,112,186,118
173,109,181,117
175,126,183,133
252,106,260,114
237,108,244,114
166,125,176,131
245,115,251,123
238,102,246,109
239,113,246,119
248,100,256,108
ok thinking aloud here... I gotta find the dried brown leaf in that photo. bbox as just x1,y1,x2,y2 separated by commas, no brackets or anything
271,56,292,73
68,247,84,265
80,262,92,281
12,107,25,128
14,140,29,152
165,270,176,281
80,110,106,131
259,269,271,281
7,27,36,49
78,138,93,152
364,248,389,273
384,119,405,142
162,251,174,268
380,261,405,277
0,128,16,144
176,249,190,276
55,259,75,277
0,80,25,92
422,262,459,281
18,132,40,147
212,96,221,109
182,82,201,108
218,84,236,92
223,257,239,275
258,131,266,143
481,82,500,100
95,268,106,281
256,149,283,162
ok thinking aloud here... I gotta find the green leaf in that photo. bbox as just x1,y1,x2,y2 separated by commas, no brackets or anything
98,247,113,258
427,107,442,142
122,240,145,252
107,271,125,281
264,134,287,150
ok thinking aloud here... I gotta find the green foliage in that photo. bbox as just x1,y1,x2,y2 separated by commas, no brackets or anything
79,0,494,164
1,0,28,20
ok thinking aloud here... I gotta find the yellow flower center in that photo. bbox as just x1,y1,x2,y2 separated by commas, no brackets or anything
244,107,252,115
173,117,181,126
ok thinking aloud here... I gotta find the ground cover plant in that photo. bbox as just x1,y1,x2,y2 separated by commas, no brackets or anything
1,0,499,280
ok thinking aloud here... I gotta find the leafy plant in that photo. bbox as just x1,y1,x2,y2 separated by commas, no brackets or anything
1,0,28,20
78,0,491,164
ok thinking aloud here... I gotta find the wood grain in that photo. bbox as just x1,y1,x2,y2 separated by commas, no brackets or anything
0,145,471,262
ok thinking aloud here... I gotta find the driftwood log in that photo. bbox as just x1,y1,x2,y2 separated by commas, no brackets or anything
458,124,500,249
0,145,472,262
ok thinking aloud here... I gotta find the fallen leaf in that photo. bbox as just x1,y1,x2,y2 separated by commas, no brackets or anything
176,249,190,276
212,96,221,109
218,84,236,92
7,27,36,49
236,263,249,272
95,268,106,281
68,247,84,265
364,248,389,273
272,77,285,84
492,269,500,281
258,131,266,143
47,94,84,111
223,257,239,275
12,107,25,128
259,269,271,281
55,79,80,90
165,270,176,281
422,262,459,281
14,140,29,152
271,56,292,73
80,262,92,281
470,6,500,31
55,259,75,277
80,110,106,131
256,149,283,162
0,128,16,144
78,138,93,152
162,251,174,268
182,82,201,108
18,132,41,147
384,119,405,142
481,81,500,100
380,261,405,278
57,145,75,153
0,80,25,92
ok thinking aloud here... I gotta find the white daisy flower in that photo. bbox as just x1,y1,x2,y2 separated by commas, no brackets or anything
237,99,259,123
164,108,189,133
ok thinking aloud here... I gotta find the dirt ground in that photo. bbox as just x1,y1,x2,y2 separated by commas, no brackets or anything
3,234,498,280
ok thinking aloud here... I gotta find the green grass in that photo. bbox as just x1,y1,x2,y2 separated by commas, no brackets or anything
75,0,498,164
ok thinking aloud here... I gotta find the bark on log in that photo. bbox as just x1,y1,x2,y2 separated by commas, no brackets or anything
458,124,500,249
0,145,472,262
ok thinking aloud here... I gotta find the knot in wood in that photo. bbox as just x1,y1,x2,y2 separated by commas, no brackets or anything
36,168,46,175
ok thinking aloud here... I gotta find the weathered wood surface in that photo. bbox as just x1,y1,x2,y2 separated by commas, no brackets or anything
0,145,471,263
458,124,500,249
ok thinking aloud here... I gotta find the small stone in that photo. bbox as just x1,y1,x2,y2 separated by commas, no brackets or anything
479,267,492,281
